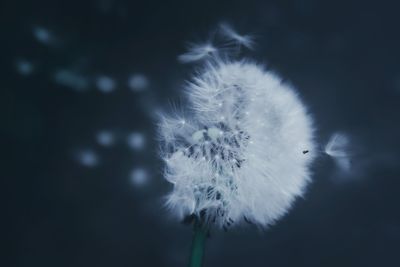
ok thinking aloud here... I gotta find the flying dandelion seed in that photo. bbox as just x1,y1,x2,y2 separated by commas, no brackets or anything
96,131,115,147
127,132,146,150
219,23,255,49
76,150,99,167
178,41,218,63
325,132,351,171
54,69,89,91
33,26,53,45
96,76,116,93
128,74,149,91
130,168,149,186
15,59,34,76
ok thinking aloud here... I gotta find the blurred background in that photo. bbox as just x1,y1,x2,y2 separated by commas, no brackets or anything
3,0,400,266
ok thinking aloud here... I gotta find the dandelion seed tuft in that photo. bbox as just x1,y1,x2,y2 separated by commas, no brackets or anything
219,23,255,50
159,60,316,228
324,132,351,171
178,41,218,63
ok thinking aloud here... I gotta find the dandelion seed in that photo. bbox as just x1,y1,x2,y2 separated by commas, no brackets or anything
325,132,351,171
76,150,98,167
15,60,34,76
130,168,149,186
54,69,89,91
96,130,115,147
33,26,53,45
127,132,146,150
325,132,349,157
96,76,116,93
128,73,149,91
219,23,255,49
178,42,217,63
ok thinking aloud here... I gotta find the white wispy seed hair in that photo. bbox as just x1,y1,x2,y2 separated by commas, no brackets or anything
178,41,217,63
324,132,351,171
219,23,255,50
160,27,316,229
178,23,254,64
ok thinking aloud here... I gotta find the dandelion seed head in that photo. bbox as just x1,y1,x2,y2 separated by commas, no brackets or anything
159,60,316,228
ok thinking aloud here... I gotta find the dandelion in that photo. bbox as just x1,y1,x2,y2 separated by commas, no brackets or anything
159,21,320,266
160,60,316,225
159,55,316,266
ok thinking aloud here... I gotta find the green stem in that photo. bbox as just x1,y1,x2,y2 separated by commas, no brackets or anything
188,219,207,267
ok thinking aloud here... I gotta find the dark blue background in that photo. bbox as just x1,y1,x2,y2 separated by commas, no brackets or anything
3,0,400,266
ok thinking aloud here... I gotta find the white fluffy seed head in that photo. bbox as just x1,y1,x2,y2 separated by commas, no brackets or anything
159,59,316,229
